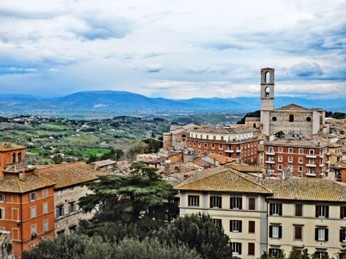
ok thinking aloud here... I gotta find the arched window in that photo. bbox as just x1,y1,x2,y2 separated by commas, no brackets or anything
213,136,216,140
289,114,294,122
265,71,270,83
206,135,209,140
182,134,186,142
265,87,270,97
221,136,224,141
12,153,16,163
18,152,22,162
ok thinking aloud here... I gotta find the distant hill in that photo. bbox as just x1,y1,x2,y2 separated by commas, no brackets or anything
0,90,344,116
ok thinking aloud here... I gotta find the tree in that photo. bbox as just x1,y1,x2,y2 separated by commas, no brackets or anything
157,213,232,259
21,234,201,259
79,162,178,227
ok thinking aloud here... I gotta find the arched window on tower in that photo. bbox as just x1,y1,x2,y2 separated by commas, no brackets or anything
289,114,294,122
265,87,270,97
265,71,270,83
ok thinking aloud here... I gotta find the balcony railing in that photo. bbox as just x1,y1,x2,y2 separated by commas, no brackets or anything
306,154,317,158
306,163,317,167
266,160,275,164
266,150,275,155
225,149,234,153
306,172,316,177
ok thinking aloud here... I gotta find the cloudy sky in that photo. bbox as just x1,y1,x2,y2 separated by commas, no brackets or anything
1,0,345,99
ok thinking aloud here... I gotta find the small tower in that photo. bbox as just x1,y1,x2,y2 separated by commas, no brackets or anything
260,68,275,111
260,68,275,135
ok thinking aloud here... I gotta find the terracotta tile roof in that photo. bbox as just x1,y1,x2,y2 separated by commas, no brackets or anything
276,103,310,111
92,159,116,167
328,142,342,148
175,167,272,194
229,163,263,173
0,174,55,193
262,178,346,202
207,153,236,165
36,162,98,189
0,142,25,151
264,139,327,148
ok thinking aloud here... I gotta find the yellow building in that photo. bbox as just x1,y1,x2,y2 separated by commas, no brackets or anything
175,167,346,258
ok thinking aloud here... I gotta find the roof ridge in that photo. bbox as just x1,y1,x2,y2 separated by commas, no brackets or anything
226,167,273,193
176,168,229,188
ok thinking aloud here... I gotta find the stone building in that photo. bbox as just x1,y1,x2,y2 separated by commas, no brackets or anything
163,123,200,150
36,162,98,236
257,68,325,136
0,142,56,258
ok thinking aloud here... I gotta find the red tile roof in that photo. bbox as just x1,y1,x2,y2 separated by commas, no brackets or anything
0,173,55,193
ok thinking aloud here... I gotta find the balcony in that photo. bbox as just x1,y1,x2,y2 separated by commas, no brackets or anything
236,149,241,153
319,164,324,167
306,172,316,177
266,150,275,155
306,154,317,158
306,163,317,167
266,160,275,164
225,149,234,153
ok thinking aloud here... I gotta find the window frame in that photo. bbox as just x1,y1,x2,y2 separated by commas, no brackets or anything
188,195,200,207
210,195,222,209
230,220,242,233
270,203,282,216
230,197,242,210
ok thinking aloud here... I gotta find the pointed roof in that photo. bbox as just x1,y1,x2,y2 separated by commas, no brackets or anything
276,103,310,111
175,167,272,194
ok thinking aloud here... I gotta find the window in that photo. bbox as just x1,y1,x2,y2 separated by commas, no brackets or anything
314,251,328,259
213,219,222,228
248,243,255,255
57,190,63,195
289,114,294,122
0,194,5,202
316,205,329,218
232,242,242,255
249,197,256,210
269,248,282,257
12,153,16,163
43,221,48,232
0,208,4,219
29,192,37,201
269,225,282,238
295,204,303,216
204,143,208,148
188,195,199,207
298,166,303,172
31,207,36,218
69,226,77,235
249,221,255,233
299,148,303,154
219,144,223,150
270,203,282,216
31,225,37,238
211,144,215,149
278,164,282,170
213,136,216,140
43,203,48,214
221,136,224,141
56,205,64,218
340,206,346,219
298,157,303,163
278,147,283,153
210,196,222,208
18,152,22,162
315,227,328,241
42,189,48,198
309,149,314,155
294,225,302,240
306,117,311,122
288,157,293,163
278,156,282,162
272,117,277,121
68,202,76,214
288,148,293,153
340,228,346,242
230,197,242,209
198,142,201,147
230,220,242,232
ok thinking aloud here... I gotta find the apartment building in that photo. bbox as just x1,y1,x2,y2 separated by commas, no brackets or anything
0,142,55,258
176,166,346,258
36,162,98,236
264,139,328,178
187,127,259,165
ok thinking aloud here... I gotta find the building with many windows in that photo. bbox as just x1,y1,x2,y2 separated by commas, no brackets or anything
263,139,328,178
0,142,55,258
187,127,259,165
176,166,346,258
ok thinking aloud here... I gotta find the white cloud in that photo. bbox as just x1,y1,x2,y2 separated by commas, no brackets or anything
0,0,345,99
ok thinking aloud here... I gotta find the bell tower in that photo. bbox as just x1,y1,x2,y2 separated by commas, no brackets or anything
260,67,275,111
260,68,274,135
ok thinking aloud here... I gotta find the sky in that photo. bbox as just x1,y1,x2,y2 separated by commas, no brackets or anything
0,0,345,99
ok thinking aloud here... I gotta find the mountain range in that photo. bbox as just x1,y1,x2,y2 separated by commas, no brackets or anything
0,91,345,116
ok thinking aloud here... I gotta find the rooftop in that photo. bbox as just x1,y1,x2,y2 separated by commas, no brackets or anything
0,142,25,151
36,161,98,189
264,139,328,148
0,173,55,193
